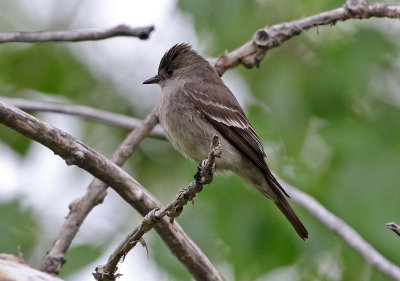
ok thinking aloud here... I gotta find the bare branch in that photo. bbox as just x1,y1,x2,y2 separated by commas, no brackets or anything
39,107,160,275
0,24,154,44
94,136,222,281
281,180,400,281
387,222,400,237
0,97,165,139
209,3,400,75
0,101,223,281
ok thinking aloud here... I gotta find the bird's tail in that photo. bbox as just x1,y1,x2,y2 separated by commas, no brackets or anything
274,197,308,240
261,173,308,240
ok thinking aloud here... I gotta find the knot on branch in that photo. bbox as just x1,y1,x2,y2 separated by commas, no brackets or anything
386,222,400,237
254,29,270,46
141,209,161,232
345,0,368,17
113,24,155,40
40,254,66,275
64,150,85,166
253,27,299,48
93,265,121,281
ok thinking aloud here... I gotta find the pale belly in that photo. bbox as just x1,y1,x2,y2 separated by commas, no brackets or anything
160,106,216,162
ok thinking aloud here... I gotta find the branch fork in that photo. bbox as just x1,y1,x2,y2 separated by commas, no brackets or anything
93,136,222,281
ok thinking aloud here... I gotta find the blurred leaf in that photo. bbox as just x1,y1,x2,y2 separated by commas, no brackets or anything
0,200,40,255
61,244,103,277
0,44,96,101
0,126,31,155
152,234,192,281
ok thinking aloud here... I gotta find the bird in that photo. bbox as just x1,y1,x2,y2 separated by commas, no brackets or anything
143,43,308,240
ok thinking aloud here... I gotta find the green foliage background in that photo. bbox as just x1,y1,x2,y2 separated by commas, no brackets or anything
1,0,400,280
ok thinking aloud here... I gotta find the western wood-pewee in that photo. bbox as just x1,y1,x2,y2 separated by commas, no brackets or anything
143,43,308,240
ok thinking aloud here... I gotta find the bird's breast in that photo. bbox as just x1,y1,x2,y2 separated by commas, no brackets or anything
159,92,211,162
159,87,244,172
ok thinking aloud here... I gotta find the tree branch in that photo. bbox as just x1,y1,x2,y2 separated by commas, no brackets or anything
94,136,222,281
39,107,160,275
0,24,154,43
386,222,400,237
0,101,223,281
209,2,400,75
281,180,400,281
0,254,65,281
4,93,398,280
0,97,165,139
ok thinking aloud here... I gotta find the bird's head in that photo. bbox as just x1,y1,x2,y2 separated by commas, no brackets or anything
143,43,216,87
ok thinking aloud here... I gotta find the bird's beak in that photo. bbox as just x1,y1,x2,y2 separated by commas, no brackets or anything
143,75,161,85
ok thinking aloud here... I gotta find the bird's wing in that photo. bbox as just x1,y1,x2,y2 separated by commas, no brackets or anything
183,82,289,197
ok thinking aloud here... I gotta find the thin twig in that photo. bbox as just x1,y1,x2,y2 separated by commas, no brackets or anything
94,136,222,281
0,97,165,139
0,101,224,281
282,180,400,281
209,3,400,75
387,222,400,237
0,24,154,44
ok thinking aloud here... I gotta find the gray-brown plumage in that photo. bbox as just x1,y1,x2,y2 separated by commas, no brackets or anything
143,43,308,240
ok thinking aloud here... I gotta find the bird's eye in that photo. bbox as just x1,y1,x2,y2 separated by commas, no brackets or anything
167,68,173,75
